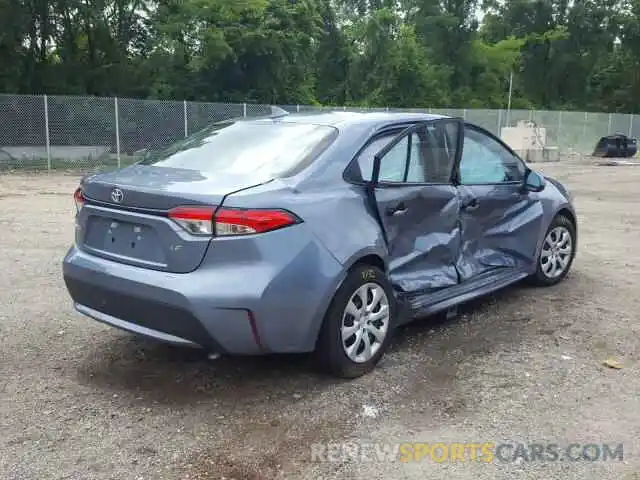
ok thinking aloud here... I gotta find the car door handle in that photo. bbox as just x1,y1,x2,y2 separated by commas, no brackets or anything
386,203,408,216
461,198,479,212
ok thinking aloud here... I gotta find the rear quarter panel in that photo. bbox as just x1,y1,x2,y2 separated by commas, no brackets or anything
219,178,385,350
220,124,388,349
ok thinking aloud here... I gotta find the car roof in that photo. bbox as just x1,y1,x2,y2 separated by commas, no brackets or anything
250,110,449,129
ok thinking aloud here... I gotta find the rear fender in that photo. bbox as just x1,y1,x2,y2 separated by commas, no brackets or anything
304,247,391,349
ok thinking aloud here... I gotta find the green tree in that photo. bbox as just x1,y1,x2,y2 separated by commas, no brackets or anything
0,0,636,113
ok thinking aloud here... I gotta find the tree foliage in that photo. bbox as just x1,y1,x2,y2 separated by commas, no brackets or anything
0,0,638,112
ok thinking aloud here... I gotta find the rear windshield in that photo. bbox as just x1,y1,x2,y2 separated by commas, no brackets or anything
140,120,338,177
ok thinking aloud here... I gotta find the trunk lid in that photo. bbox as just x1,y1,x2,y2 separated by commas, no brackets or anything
77,165,269,273
81,164,262,210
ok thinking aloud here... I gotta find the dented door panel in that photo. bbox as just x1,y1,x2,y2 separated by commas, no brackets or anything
370,118,464,295
456,184,544,282
374,185,461,293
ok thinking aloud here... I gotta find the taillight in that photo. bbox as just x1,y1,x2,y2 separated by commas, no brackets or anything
168,206,215,236
214,208,300,236
167,206,300,236
74,187,85,212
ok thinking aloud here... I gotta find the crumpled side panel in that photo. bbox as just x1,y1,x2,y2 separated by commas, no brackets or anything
389,228,461,293
456,184,544,283
382,188,461,293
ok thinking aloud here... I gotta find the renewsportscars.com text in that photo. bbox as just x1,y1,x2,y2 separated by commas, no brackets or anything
311,442,624,463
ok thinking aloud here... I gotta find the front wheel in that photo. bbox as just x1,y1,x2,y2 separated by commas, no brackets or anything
314,265,396,378
528,214,576,286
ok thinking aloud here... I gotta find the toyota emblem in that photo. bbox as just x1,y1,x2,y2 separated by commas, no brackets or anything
110,188,124,203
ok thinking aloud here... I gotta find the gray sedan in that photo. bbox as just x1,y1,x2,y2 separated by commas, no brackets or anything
62,111,577,378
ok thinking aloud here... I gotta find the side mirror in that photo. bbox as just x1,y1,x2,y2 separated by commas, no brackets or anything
523,169,546,193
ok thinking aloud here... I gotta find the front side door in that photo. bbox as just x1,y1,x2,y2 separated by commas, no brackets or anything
455,124,545,282
369,119,463,294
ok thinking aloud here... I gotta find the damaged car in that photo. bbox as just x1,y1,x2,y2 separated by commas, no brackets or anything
62,110,577,378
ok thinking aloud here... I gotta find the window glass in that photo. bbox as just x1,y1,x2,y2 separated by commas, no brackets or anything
422,122,458,183
140,120,337,178
355,134,418,182
354,135,395,181
378,136,409,182
354,121,459,184
405,133,425,182
459,128,525,184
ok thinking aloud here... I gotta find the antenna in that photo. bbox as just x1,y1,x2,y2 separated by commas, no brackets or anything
269,105,290,119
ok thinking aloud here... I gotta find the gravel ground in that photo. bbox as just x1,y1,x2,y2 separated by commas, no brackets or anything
1,161,640,480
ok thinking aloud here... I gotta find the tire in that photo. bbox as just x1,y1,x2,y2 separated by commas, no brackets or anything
527,214,576,287
314,264,396,378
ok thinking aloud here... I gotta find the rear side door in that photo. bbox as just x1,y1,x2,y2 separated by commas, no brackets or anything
455,124,545,282
367,119,463,294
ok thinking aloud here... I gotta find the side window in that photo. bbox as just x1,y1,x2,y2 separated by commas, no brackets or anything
423,121,459,183
354,121,460,184
354,132,426,183
459,128,526,185
354,134,397,181
405,133,425,182
378,136,410,182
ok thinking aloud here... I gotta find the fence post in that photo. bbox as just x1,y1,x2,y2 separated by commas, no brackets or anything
497,109,503,134
114,97,121,168
557,111,562,149
607,113,612,134
462,108,467,120
582,112,588,153
296,104,300,113
628,115,634,138
183,100,188,138
44,95,51,171
243,103,247,118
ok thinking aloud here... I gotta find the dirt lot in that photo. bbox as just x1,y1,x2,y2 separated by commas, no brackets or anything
1,161,640,480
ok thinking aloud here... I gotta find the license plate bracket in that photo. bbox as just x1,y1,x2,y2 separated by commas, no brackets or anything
84,217,165,263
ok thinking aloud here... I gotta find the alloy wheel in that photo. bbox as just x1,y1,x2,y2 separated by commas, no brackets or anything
340,283,390,363
540,226,573,279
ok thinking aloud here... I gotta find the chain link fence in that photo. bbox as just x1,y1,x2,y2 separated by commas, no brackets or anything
0,94,637,170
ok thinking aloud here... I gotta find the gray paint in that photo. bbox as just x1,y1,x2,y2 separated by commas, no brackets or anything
62,111,577,355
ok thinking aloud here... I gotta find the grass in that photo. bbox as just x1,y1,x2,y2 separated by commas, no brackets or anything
0,154,142,173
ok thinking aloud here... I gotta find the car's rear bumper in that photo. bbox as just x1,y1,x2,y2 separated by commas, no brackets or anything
64,274,227,350
63,254,261,353
62,236,345,354
74,303,203,348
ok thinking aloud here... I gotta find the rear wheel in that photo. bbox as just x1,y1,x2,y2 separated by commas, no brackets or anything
528,214,576,286
314,265,396,378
